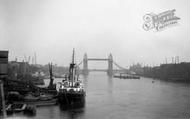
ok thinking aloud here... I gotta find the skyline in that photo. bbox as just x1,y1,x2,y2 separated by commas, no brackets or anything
1,0,190,68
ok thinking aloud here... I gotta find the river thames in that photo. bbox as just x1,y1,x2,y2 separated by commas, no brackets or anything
5,72,190,119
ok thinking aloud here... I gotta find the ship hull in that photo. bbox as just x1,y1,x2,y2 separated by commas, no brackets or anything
58,92,85,108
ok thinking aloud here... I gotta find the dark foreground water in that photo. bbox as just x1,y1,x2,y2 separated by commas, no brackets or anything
3,72,190,119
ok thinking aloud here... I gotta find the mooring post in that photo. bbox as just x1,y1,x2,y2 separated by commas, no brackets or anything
0,80,7,117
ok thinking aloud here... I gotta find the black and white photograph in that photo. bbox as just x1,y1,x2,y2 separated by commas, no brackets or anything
0,0,190,119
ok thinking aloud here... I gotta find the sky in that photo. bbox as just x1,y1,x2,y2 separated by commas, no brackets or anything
0,0,190,69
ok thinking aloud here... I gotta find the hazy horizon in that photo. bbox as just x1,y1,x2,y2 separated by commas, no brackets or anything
1,0,190,69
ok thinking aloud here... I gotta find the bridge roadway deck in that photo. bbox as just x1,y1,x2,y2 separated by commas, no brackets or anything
78,69,129,73
87,58,109,61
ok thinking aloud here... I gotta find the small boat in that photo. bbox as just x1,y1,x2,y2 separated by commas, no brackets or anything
6,103,27,113
25,99,57,107
58,49,86,108
6,103,36,115
23,93,58,106
7,91,57,107
23,93,40,102
114,73,140,79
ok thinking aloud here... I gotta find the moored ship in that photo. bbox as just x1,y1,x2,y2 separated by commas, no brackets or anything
58,49,85,108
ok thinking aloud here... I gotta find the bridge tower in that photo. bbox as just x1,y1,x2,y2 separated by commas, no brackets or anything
83,53,89,75
107,54,113,76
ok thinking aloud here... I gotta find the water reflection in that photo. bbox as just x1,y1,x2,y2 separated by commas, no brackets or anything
5,73,190,119
107,76,113,95
59,108,85,119
82,75,88,90
48,106,56,119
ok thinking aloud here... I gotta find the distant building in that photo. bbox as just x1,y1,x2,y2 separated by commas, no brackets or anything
129,63,144,75
0,51,8,79
8,61,30,80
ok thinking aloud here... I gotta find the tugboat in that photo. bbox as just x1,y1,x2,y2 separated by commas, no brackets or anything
58,49,85,108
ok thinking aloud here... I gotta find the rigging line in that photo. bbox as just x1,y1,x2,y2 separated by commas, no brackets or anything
77,60,83,66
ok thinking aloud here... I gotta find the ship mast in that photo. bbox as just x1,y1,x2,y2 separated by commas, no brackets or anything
69,48,75,87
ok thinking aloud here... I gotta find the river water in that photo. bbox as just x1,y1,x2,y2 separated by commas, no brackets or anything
4,72,190,119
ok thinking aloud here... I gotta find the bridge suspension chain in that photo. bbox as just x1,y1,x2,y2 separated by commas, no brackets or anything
113,61,127,70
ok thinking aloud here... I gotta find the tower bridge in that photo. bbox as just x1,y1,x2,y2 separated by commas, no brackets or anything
77,53,129,76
